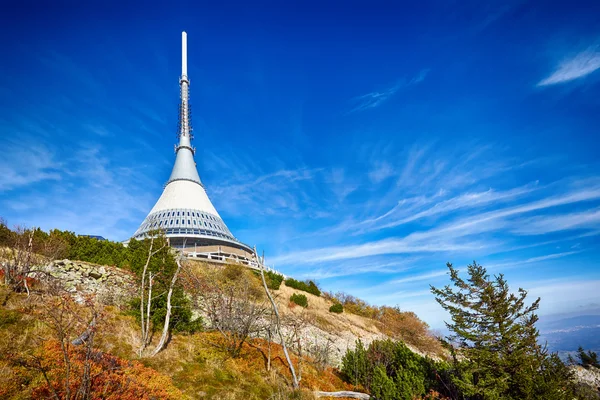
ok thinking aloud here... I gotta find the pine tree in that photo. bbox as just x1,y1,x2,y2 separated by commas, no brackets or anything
431,261,574,400
573,346,600,369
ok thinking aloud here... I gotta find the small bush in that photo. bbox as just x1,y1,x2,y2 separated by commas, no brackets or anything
285,278,321,296
329,303,343,313
290,293,308,308
341,339,447,400
254,270,284,290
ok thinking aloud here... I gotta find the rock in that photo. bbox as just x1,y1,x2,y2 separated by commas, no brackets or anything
572,365,600,390
87,270,102,279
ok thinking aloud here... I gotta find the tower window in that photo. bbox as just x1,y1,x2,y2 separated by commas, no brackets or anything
193,220,196,225
188,219,191,225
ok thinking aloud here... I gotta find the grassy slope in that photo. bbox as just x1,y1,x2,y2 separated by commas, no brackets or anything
0,257,441,399
0,285,356,399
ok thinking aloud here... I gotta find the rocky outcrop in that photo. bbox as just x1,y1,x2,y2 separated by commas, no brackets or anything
31,259,136,306
572,365,600,396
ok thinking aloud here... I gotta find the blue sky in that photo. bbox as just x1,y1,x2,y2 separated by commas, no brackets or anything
1,1,599,329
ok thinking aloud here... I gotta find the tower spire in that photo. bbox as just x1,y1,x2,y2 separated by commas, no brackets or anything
179,31,191,141
168,31,199,185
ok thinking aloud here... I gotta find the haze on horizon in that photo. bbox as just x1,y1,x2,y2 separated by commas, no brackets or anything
1,1,599,330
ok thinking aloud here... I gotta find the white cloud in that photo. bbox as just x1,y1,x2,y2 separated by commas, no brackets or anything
513,209,600,235
368,162,394,184
527,280,600,316
348,70,429,113
373,184,538,232
0,141,62,191
271,182,600,266
270,237,491,265
538,47,600,86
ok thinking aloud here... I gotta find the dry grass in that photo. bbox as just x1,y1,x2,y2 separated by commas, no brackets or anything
276,282,383,338
0,283,356,400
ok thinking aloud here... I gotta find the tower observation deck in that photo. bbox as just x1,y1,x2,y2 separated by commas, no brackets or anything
130,32,253,260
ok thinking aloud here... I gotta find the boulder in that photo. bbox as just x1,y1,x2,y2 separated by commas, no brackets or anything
88,271,103,280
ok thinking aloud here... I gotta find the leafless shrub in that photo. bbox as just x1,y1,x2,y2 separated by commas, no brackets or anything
185,264,270,357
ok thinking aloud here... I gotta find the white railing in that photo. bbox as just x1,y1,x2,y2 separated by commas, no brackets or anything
184,249,284,277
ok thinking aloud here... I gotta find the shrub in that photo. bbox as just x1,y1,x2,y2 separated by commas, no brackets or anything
329,303,343,313
332,291,379,318
341,339,446,400
28,340,184,399
285,278,321,296
254,270,284,290
290,293,308,308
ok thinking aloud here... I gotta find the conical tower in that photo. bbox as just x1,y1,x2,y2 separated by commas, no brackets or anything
131,32,253,256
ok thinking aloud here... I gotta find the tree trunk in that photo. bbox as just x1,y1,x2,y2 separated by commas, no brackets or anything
139,272,154,357
151,257,183,356
139,237,154,357
314,391,370,399
257,253,299,389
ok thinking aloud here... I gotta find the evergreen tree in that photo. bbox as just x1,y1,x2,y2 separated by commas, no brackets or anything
571,346,600,369
431,261,575,400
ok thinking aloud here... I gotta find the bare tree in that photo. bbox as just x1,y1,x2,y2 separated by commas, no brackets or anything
151,255,183,356
9,293,102,400
0,226,34,295
185,263,269,357
256,251,299,389
137,234,166,357
1,225,69,298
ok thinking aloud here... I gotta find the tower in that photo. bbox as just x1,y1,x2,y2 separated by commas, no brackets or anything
131,32,253,258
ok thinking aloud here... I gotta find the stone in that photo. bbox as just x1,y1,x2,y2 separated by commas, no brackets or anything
88,271,103,280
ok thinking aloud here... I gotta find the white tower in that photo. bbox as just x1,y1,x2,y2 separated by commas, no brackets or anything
131,32,252,256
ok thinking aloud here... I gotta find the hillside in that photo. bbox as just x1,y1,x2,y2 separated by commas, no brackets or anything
0,253,447,398
0,262,356,399
1,225,598,399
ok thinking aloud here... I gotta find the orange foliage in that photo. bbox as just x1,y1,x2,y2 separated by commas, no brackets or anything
376,306,444,355
30,340,184,399
244,335,354,392
192,331,353,393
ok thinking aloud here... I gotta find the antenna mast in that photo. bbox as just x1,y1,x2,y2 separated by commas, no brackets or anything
178,31,192,140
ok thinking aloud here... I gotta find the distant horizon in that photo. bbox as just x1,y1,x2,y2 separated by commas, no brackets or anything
1,1,599,330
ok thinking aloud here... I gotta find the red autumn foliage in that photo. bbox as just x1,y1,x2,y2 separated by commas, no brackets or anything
30,340,183,399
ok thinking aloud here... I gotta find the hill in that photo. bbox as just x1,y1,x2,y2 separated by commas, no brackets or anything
1,225,597,399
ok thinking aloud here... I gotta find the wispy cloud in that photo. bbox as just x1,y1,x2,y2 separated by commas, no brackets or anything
270,180,600,266
0,140,62,191
368,162,395,184
371,184,539,233
538,46,600,86
270,236,491,265
513,209,600,235
348,69,429,113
